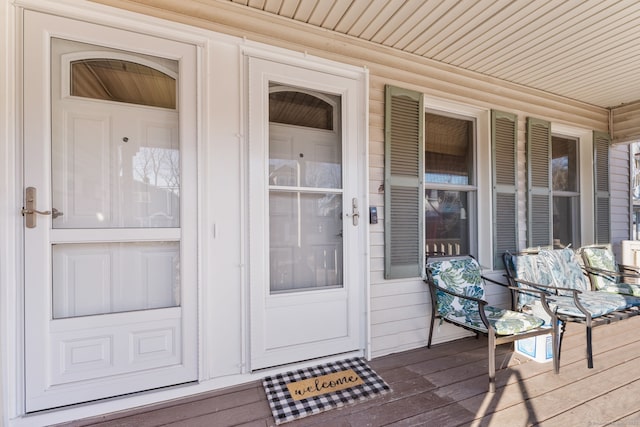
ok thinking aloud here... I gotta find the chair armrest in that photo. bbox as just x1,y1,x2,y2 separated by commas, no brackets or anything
512,278,590,318
511,277,582,295
425,278,487,305
618,264,640,275
425,278,492,331
507,285,557,320
481,275,509,288
583,265,640,280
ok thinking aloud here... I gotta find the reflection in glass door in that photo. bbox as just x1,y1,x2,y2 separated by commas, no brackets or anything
51,38,182,318
268,84,343,293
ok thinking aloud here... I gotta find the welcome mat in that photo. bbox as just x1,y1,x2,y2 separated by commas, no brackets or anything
262,357,391,425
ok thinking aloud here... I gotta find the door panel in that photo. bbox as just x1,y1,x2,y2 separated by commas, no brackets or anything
23,11,197,411
52,242,179,318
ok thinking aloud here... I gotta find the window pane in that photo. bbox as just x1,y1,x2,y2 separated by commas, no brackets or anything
425,113,473,185
269,192,343,292
52,112,180,229
268,85,341,189
71,59,176,109
552,135,578,192
425,189,470,255
269,86,335,130
553,196,580,248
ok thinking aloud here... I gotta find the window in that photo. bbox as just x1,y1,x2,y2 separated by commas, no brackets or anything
384,85,487,278
527,119,602,248
70,58,176,109
552,135,580,248
424,112,476,256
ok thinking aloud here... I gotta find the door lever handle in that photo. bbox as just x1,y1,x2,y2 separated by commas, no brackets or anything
21,207,63,218
22,187,63,228
21,207,51,216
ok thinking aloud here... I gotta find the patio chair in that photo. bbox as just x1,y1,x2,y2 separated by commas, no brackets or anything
504,248,640,369
579,244,640,296
426,255,559,393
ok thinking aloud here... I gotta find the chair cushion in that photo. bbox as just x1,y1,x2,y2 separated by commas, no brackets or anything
581,246,618,290
545,293,635,318
428,257,484,322
539,248,590,292
598,282,640,297
507,252,555,308
469,306,545,335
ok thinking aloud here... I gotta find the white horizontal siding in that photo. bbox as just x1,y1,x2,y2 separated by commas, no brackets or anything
97,0,611,358
612,101,640,144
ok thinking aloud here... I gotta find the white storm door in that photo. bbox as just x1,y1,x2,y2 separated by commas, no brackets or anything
248,56,363,370
23,11,198,412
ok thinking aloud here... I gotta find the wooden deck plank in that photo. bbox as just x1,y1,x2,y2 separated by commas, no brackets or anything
63,316,640,427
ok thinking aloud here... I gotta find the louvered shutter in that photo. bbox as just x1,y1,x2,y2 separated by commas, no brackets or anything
384,85,424,279
593,131,611,244
492,110,518,269
526,117,552,247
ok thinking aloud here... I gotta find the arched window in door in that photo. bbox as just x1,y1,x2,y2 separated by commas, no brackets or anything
69,57,176,109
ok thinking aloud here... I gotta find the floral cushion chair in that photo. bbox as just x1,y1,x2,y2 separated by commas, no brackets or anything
580,244,640,297
426,256,558,392
504,248,640,369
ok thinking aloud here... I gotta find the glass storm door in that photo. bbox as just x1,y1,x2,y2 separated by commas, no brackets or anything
248,57,362,370
23,12,197,411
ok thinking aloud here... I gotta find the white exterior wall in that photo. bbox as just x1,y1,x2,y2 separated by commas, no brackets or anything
87,1,610,359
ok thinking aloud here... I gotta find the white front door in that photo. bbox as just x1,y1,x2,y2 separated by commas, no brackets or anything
248,56,364,370
23,11,198,411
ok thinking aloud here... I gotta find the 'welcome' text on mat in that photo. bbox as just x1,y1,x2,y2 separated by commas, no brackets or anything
286,369,364,400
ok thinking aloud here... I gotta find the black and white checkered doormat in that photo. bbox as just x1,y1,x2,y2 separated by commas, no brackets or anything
262,357,391,425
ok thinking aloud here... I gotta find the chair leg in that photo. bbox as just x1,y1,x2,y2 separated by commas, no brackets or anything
552,320,560,374
488,332,496,393
427,314,436,349
557,321,566,363
586,322,594,369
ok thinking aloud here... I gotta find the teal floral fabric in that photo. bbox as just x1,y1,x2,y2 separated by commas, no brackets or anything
506,249,640,319
428,257,544,335
461,305,544,335
594,282,640,297
506,252,550,308
538,248,590,292
581,246,640,296
581,246,633,292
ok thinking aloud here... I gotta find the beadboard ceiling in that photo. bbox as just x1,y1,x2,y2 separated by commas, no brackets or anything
224,0,640,109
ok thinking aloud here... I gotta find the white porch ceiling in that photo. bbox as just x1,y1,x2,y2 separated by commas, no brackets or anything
224,0,640,109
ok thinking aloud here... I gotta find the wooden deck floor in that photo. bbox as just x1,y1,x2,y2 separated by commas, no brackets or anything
63,317,640,427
